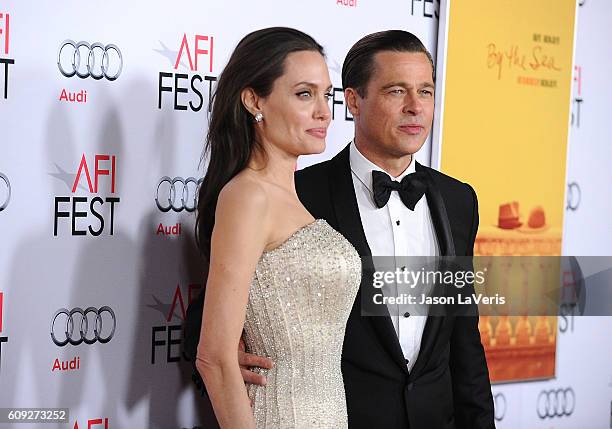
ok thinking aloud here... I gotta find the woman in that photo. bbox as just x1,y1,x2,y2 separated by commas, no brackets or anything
194,27,361,428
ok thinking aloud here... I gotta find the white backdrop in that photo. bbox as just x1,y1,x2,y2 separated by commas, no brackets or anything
0,1,438,428
0,1,610,428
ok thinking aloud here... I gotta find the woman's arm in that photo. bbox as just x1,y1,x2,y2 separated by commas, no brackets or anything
196,179,271,429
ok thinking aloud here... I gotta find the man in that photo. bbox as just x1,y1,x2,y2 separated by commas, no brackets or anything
186,30,495,428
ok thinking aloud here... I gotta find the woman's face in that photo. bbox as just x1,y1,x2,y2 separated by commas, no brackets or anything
256,50,332,157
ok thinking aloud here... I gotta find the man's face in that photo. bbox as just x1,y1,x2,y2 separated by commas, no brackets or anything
348,51,435,159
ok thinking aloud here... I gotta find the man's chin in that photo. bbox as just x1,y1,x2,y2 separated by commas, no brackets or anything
392,138,427,157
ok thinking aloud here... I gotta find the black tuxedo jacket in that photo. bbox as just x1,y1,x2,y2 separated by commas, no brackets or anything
183,144,495,429
294,144,494,429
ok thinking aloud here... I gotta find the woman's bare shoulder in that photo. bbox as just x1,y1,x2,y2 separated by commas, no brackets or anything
216,172,271,222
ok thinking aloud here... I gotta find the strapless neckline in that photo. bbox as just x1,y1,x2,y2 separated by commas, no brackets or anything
263,218,326,255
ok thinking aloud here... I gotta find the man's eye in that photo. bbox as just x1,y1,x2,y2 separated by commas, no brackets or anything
420,90,433,96
389,89,404,94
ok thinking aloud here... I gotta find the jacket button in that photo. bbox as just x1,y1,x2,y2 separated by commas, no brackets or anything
406,382,414,391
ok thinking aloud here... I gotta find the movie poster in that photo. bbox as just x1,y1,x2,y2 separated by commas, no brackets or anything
434,0,577,382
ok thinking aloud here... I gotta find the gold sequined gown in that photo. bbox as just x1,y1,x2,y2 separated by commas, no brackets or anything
244,219,361,429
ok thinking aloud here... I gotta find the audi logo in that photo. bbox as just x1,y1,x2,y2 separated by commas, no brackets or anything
0,172,10,212
155,176,202,213
50,307,116,346
566,182,581,211
493,392,506,421
537,387,575,419
58,40,123,80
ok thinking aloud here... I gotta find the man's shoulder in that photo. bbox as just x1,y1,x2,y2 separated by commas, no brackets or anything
296,144,350,185
295,157,334,181
419,163,475,197
294,158,335,205
294,158,337,218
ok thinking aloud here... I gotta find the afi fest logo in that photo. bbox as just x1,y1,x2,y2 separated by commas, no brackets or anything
571,65,584,128
73,418,109,429
0,292,8,375
409,0,439,19
149,283,201,364
53,154,120,236
57,39,122,104
315,58,353,122
156,33,216,112
0,12,14,100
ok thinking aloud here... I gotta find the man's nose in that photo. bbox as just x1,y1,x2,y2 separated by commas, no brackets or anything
402,92,423,115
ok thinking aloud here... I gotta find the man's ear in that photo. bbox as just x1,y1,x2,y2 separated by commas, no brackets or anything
240,87,263,117
344,88,361,118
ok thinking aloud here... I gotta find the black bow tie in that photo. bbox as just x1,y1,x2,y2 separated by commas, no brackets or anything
371,170,428,210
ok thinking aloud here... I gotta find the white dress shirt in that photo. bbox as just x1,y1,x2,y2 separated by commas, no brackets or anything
349,141,439,372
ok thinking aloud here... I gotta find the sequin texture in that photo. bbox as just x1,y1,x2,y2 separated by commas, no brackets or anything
244,219,361,428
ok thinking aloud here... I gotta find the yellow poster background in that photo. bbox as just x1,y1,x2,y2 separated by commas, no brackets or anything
439,0,576,382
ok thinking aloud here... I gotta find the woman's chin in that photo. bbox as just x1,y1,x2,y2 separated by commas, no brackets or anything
301,140,326,155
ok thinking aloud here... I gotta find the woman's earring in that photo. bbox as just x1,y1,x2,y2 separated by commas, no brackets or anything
254,112,264,123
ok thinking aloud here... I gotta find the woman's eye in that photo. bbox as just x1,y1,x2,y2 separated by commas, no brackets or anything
296,91,312,98
324,92,333,100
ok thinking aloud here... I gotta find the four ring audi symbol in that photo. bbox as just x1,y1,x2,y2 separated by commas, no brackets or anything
537,387,575,419
50,307,116,346
0,172,10,212
493,392,506,421
57,40,123,80
156,176,202,213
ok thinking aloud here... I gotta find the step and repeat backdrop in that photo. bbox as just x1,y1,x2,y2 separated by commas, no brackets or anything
0,1,438,429
0,1,610,428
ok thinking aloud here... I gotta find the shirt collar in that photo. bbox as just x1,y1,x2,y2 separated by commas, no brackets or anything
349,140,416,192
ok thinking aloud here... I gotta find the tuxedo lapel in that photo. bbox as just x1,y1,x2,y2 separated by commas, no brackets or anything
328,144,409,374
408,161,457,379
416,161,455,257
327,145,371,257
